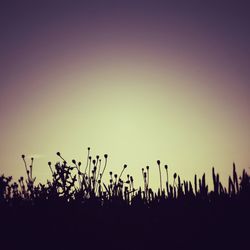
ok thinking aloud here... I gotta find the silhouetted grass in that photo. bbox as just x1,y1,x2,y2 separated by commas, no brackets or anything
0,148,249,250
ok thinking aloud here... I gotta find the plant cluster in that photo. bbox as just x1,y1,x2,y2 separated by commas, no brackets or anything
1,148,249,208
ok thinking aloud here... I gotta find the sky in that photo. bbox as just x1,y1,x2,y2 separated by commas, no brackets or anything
1,1,250,190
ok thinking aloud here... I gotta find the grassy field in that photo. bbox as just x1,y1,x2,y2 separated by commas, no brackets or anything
0,149,249,249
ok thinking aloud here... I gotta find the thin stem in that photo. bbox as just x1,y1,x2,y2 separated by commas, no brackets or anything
157,160,162,194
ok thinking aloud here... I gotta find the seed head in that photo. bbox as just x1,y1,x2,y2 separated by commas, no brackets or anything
157,160,160,165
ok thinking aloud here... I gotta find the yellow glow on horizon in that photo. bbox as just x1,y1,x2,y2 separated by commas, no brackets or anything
1,52,250,191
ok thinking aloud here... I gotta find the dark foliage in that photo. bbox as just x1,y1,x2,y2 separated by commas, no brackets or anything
0,149,249,250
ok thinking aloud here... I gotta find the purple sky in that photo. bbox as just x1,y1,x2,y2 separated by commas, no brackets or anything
0,1,250,187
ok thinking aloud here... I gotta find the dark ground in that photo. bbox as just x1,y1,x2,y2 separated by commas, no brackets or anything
1,198,249,250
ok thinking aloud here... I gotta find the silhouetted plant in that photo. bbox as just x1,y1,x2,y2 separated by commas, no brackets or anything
0,150,249,211
157,160,162,195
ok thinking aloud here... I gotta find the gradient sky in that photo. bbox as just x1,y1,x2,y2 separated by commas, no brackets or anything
1,1,250,190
